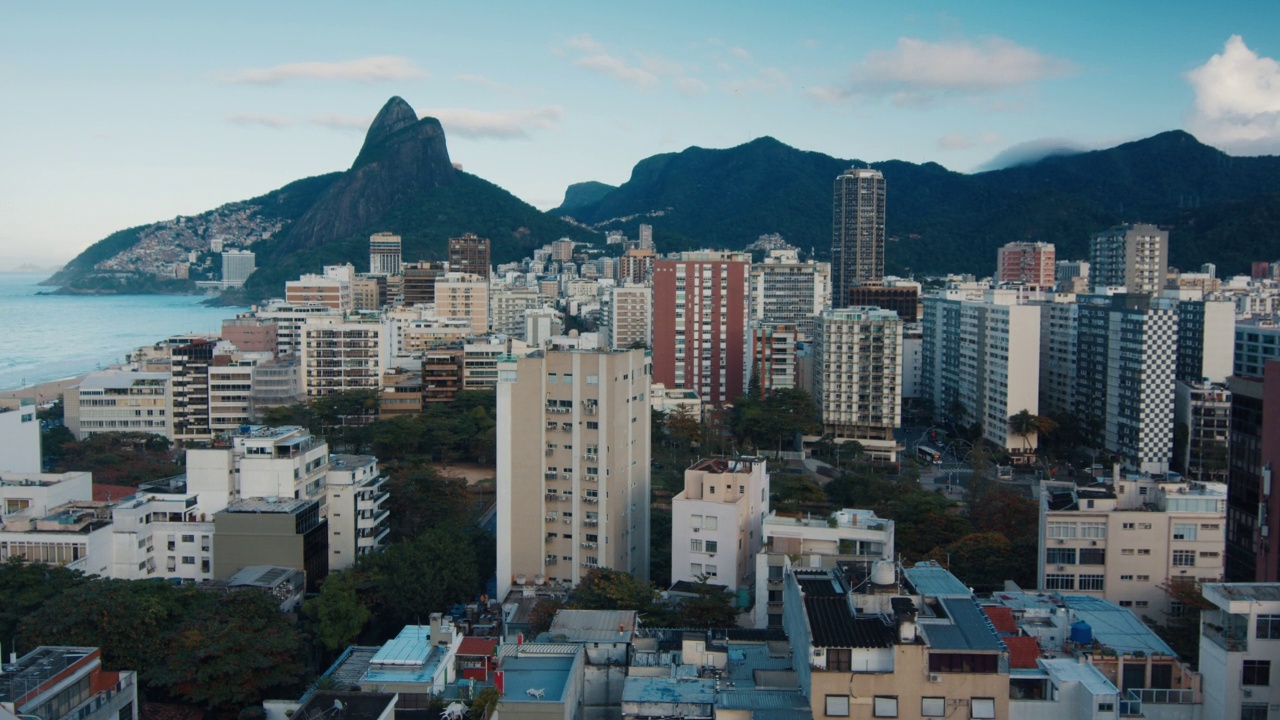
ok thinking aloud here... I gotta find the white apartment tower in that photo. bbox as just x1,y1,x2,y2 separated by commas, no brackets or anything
298,316,391,398
670,457,769,593
221,249,256,286
921,289,1042,457
369,232,403,276
496,349,651,598
814,307,903,460
749,252,831,340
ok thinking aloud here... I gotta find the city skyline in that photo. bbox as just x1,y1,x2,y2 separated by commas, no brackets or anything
2,2,1280,267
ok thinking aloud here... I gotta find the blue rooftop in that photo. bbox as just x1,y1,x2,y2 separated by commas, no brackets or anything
622,677,717,705
903,561,973,598
920,598,1007,652
1058,596,1176,657
500,654,575,703
361,625,452,686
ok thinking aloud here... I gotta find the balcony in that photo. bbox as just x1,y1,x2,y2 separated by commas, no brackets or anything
546,555,558,565
584,452,598,461
546,513,558,522
583,519,598,527
545,493,560,501
583,400,598,415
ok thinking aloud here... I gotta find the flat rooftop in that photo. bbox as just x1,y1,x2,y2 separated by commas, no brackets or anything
548,609,637,642
0,647,98,704
78,371,170,389
498,653,575,703
295,691,395,720
689,457,762,474
223,497,313,514
903,561,973,598
622,676,716,705
1204,583,1280,603
330,454,377,470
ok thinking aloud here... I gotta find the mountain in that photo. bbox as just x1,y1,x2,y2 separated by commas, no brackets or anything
555,131,1280,275
558,181,617,214
52,97,594,299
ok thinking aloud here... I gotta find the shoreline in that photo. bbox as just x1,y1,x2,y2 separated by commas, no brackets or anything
0,374,88,405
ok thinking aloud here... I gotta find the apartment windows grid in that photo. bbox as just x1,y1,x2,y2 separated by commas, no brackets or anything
1079,574,1105,591
1243,659,1271,686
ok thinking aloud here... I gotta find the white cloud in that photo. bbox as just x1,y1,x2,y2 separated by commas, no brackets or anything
723,67,790,95
222,56,425,85
821,37,1074,106
420,106,564,140
730,46,752,61
225,112,371,131
226,112,293,128
575,53,659,90
1186,35,1280,154
936,132,1002,151
309,114,374,131
560,34,703,95
565,34,607,54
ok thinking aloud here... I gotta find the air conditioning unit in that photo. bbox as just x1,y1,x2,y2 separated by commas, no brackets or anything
693,527,700,533
1244,689,1253,699
1090,541,1098,546
1056,539,1065,545
928,674,942,683
1056,565,1066,571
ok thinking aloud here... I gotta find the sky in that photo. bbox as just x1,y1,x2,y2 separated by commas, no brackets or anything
2,1,1280,268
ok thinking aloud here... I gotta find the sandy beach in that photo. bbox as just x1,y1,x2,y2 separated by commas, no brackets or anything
0,374,85,406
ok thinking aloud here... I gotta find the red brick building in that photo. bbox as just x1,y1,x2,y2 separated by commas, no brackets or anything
652,252,750,405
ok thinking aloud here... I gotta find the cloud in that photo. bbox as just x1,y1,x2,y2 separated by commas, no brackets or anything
309,114,374,130
225,112,372,131
936,132,1002,151
575,53,659,89
1186,35,1280,155
226,112,293,128
222,55,424,85
820,36,1075,106
974,137,1088,171
420,106,564,140
723,67,791,95
560,34,703,95
730,46,752,61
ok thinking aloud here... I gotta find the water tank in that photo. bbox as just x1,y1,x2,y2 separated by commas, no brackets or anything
871,560,896,586
515,574,527,586
1070,621,1093,645
534,574,546,586
835,511,853,526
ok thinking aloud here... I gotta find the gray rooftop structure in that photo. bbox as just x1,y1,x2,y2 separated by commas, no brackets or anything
903,561,973,597
1203,582,1280,602
920,598,1007,652
1058,595,1176,656
547,608,638,642
223,496,314,514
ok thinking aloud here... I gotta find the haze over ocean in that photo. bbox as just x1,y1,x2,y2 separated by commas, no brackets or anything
0,272,239,391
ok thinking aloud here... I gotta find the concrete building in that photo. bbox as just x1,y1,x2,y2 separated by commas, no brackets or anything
221,248,256,287
0,647,138,720
213,496,328,591
1090,223,1169,294
749,252,831,340
240,300,340,357
846,282,921,323
171,337,216,443
401,260,446,306
1175,380,1231,483
749,323,799,393
618,248,656,285
298,316,390,398
0,402,40,473
248,355,304,416
901,324,923,401
922,289,1042,458
496,349,651,598
1199,583,1280,720
0,499,113,574
1175,298,1235,383
832,167,887,306
1077,294,1179,473
0,472,92,522
326,455,390,571
221,317,278,355
754,508,894,629
524,307,563,347
286,265,354,312
652,252,751,405
448,233,490,279
65,370,174,441
603,284,652,351
1056,259,1090,293
551,237,575,262
1038,471,1226,617
207,357,256,434
670,457,769,593
814,307,903,460
434,272,489,336
1225,363,1280,583
368,232,402,276
107,479,215,581
1037,297,1079,416
490,286,544,338
492,643,586,720
1235,320,1280,378
186,425,330,512
996,241,1056,289
351,274,387,311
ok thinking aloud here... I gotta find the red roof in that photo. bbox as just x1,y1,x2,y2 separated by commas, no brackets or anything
982,606,1018,634
458,637,499,657
1005,636,1042,669
93,483,138,503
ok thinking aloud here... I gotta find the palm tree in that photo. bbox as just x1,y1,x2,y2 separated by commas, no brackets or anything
1009,409,1039,455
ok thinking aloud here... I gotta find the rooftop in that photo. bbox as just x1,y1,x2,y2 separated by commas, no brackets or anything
902,561,973,598
0,646,99,705
223,497,314,514
294,691,396,720
1059,595,1176,656
1039,657,1119,697
1203,583,1280,603
548,609,637,642
920,598,1006,652
497,653,576,703
689,457,763,474
78,371,170,390
803,596,894,649
622,676,717,705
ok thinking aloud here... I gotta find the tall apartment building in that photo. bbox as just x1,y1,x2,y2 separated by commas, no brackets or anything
448,233,491,279
286,265,355,312
221,317,278,355
670,457,769,593
1055,259,1090,293
207,358,256,434
1225,362,1280,582
550,238,574,262
495,349,651,598
1037,297,1079,416
652,252,751,405
1236,320,1280,377
65,371,174,441
351,274,387,311
240,300,340,357
298,316,391,398
1090,223,1169,294
434,272,489,336
1077,294,1179,473
996,241,1056,288
603,284,652,351
832,167,886,307
490,286,543,338
186,425,331,509
369,232,402,276
1175,380,1231,483
325,454,390,571
814,307,903,459
1038,471,1226,617
402,260,446,306
618,248,656,285
0,402,41,473
921,289,1042,457
221,249,256,286
171,338,216,443
750,323,799,393
846,282,920,323
1175,298,1235,383
749,252,831,340
1200,583,1280,720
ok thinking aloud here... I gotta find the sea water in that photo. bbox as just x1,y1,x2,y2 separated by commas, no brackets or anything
0,272,241,390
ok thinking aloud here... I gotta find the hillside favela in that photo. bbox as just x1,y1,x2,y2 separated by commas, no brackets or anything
5,7,1280,720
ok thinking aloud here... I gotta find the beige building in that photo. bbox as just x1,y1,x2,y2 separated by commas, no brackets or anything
603,284,652,351
814,307,903,460
496,349,651,598
298,316,391,398
66,370,174,441
325,454,390,571
670,457,769,593
285,265,354,312
434,272,489,335
1038,470,1226,616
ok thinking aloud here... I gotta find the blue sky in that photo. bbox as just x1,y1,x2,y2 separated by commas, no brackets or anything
2,1,1279,267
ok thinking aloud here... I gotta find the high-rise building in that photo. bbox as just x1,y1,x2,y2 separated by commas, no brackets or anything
921,289,1041,458
815,307,903,460
490,286,544,338
845,282,920,323
1037,298,1079,416
171,338,217,443
1236,320,1280,378
401,260,446,306
1076,294,1179,473
434,272,490,336
550,238,574,263
603,284,652,351
351,274,388,311
285,265,355,312
368,232,402,276
1225,362,1280,582
670,457,769,592
496,349,651,598
221,249,256,287
298,316,391,398
749,252,831,340
832,167,886,307
1089,223,1168,294
1055,259,1090,293
65,370,174,440
1175,299,1235,383
750,323,799,393
995,241,1056,289
1175,380,1231,483
638,223,654,250
448,233,491,279
241,300,340,357
618,248,656,285
652,252,751,404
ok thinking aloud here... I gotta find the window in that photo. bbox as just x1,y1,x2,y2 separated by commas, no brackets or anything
691,515,703,528
1120,575,1134,581
1079,548,1106,565
873,696,898,718
705,516,718,530
691,563,703,575
1080,522,1107,539
1137,549,1151,555
691,539,703,552
1257,615,1280,639
705,564,717,576
971,698,996,719
1242,704,1269,720
1079,575,1105,591
181,556,195,565
1098,702,1115,712
1046,547,1076,565
1047,522,1076,538
1172,550,1196,567
706,540,718,553
1173,523,1198,541
1122,522,1135,530
181,534,195,543
1243,660,1271,686
825,695,850,717
1121,549,1135,555
1045,574,1074,590
827,649,851,672
587,421,598,429
921,698,945,717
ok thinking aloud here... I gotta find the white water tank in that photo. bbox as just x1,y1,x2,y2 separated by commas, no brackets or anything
515,574,528,586
871,560,895,586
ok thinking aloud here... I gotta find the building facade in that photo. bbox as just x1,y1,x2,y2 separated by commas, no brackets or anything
603,284,652,351
369,232,402,276
750,323,799,393
832,167,887,307
1090,223,1169,294
749,253,831,340
434,272,489,336
652,252,750,405
669,457,769,593
325,454,390,571
996,241,1056,289
298,316,390,398
814,307,903,459
65,371,174,441
448,233,491,279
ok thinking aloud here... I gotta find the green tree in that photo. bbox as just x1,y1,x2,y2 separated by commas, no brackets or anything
305,570,372,652
569,568,665,623
1009,410,1039,454
0,558,86,656
151,591,305,709
383,464,473,541
677,577,739,628
933,532,1024,593
527,597,567,636
370,529,481,627
666,406,703,450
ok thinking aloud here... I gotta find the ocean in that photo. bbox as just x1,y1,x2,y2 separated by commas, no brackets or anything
0,272,242,391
